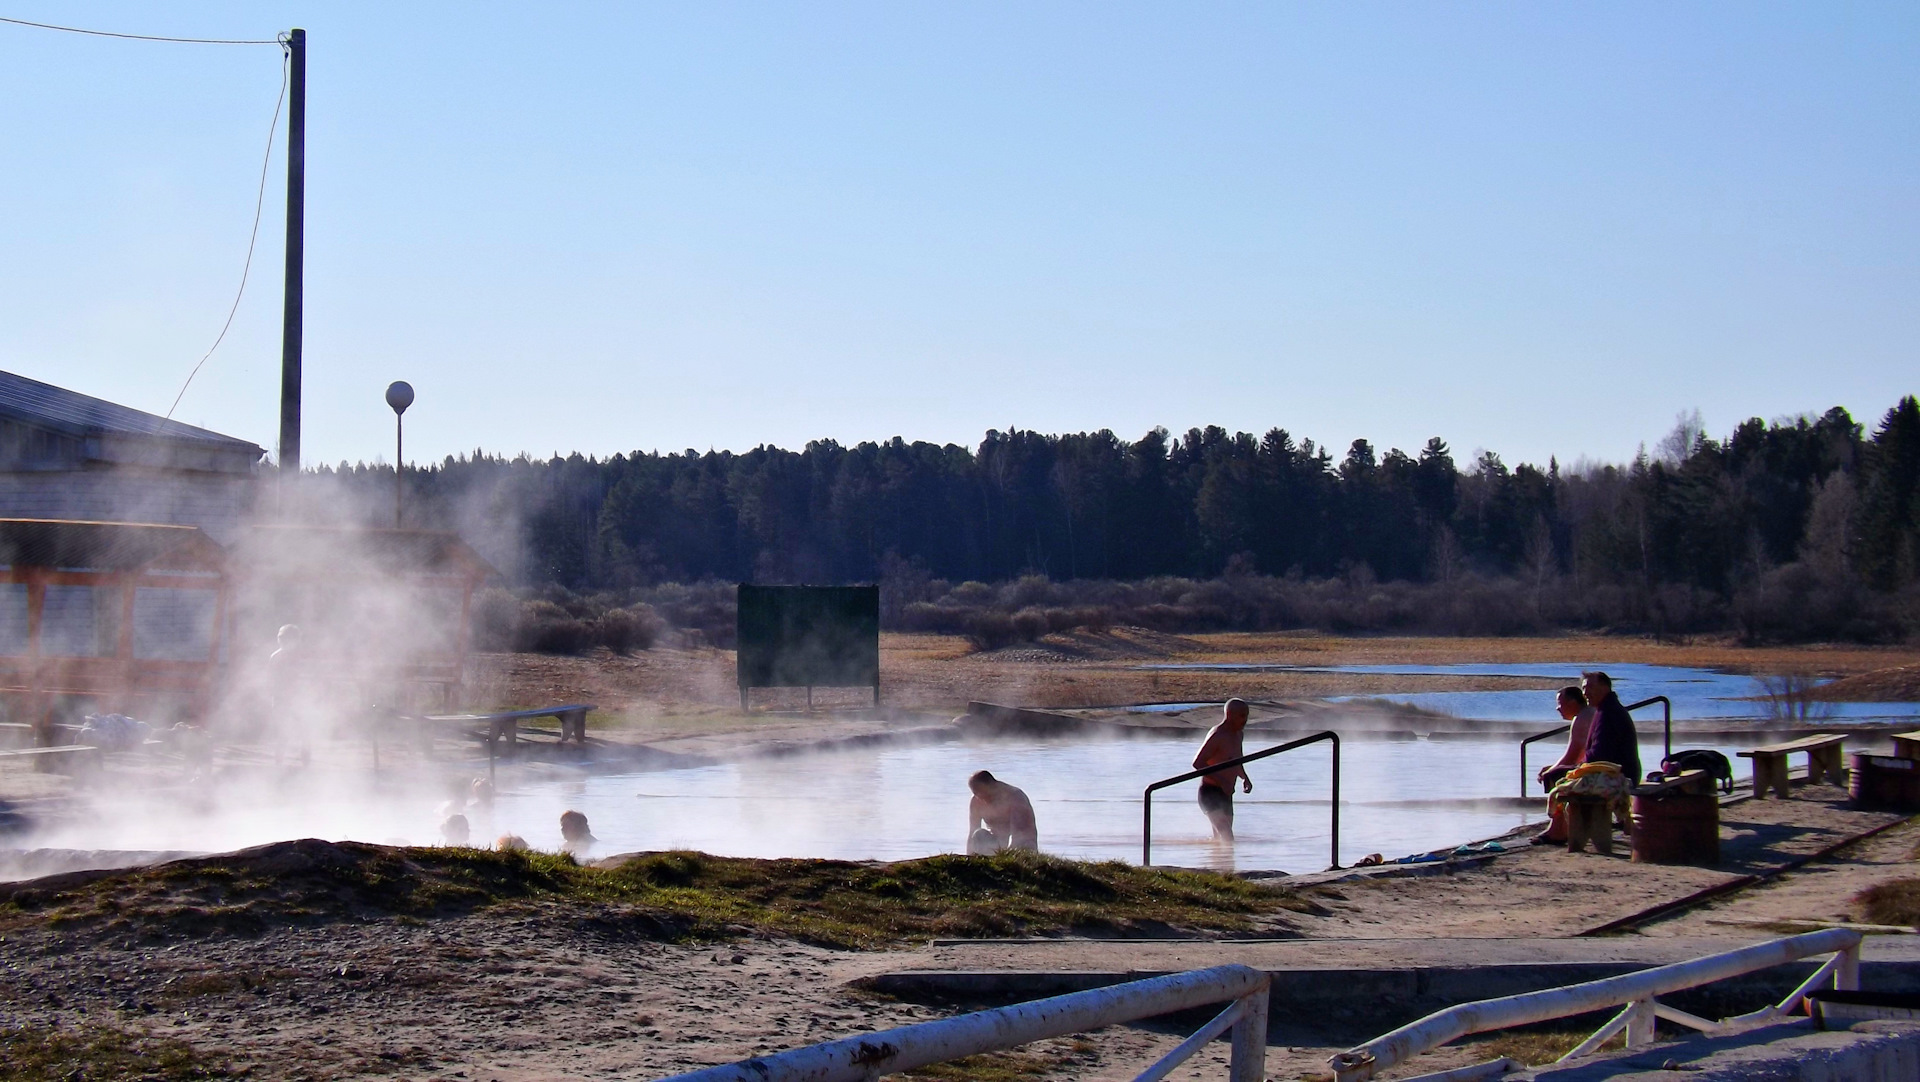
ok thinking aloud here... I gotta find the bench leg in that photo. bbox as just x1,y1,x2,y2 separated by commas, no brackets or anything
1753,756,1789,799
1567,803,1608,854
1810,746,1844,786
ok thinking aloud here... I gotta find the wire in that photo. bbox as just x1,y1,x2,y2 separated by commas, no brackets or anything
0,14,278,44
165,50,289,421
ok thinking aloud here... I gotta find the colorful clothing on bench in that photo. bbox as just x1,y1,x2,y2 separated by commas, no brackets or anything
1548,761,1632,823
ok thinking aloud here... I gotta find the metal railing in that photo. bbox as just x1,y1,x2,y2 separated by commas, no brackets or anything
1141,730,1339,869
1627,695,1673,762
1328,928,1862,1082
1518,724,1571,799
655,964,1271,1082
1516,695,1674,799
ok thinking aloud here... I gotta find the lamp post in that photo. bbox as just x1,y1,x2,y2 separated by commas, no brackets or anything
386,381,414,527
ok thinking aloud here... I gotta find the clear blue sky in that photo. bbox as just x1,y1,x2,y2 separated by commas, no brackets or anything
2,3,1914,470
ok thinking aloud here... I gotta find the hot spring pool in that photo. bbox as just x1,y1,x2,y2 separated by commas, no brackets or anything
484,731,1761,873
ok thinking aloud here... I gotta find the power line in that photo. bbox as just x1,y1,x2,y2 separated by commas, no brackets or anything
166,50,290,420
0,14,278,45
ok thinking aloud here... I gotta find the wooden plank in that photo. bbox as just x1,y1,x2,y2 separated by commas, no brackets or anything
1741,733,1846,755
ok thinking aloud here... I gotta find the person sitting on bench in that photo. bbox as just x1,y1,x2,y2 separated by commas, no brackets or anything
1532,685,1592,845
1581,671,1642,785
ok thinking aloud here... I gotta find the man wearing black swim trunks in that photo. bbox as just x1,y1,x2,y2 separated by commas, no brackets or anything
1193,699,1253,841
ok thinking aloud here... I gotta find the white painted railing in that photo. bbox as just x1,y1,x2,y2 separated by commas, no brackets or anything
655,964,1271,1082
1329,928,1863,1082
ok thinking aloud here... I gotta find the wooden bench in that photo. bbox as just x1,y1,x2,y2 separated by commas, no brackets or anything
421,704,596,757
1738,733,1848,799
1891,730,1920,761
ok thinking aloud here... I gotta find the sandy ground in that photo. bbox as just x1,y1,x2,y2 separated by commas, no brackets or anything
5,632,1920,1080
0,902,1272,1081
3,787,1914,1081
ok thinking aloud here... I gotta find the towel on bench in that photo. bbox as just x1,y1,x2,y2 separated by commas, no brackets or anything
1549,761,1631,820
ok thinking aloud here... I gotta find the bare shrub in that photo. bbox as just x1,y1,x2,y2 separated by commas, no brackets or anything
962,611,1020,651
595,605,665,655
1009,607,1051,642
1755,672,1833,722
469,587,521,651
517,600,594,654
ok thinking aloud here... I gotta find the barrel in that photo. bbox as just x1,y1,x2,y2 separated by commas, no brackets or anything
1849,753,1920,812
1630,791,1719,865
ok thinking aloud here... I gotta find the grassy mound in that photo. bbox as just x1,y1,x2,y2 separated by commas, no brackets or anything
0,839,1298,948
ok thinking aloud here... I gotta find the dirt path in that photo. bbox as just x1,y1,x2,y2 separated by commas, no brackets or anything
1646,814,1920,935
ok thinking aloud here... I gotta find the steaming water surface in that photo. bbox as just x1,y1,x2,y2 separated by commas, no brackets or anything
14,660,1916,876
485,733,1761,873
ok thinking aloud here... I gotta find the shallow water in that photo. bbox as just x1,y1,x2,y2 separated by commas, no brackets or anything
485,731,1765,873
15,660,1911,877
1140,661,1920,725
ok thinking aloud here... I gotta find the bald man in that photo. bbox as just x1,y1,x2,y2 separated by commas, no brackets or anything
1193,699,1253,841
966,770,1038,854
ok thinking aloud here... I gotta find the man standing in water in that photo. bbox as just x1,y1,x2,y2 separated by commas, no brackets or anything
966,771,1038,853
1193,699,1254,841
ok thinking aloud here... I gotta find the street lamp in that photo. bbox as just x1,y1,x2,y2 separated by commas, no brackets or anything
386,381,414,527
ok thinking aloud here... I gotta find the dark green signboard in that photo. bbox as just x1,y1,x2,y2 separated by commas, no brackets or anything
735,584,879,708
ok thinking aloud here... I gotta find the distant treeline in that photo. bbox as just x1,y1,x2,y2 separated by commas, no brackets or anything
309,395,1920,643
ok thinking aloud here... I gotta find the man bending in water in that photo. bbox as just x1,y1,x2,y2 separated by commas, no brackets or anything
1194,699,1253,841
966,771,1038,854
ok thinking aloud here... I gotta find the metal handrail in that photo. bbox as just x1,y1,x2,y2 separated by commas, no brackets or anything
1329,928,1861,1082
1517,695,1674,799
656,964,1271,1082
1141,730,1340,869
1625,694,1672,762
1518,724,1572,799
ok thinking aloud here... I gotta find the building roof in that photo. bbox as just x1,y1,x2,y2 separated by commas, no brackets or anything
0,369,264,472
0,518,226,573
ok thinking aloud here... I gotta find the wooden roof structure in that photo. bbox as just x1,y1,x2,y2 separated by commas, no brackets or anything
0,518,226,573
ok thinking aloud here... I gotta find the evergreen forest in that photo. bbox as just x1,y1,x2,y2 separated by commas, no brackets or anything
306,396,1920,645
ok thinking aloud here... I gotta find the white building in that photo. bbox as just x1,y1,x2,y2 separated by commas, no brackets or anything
0,370,264,542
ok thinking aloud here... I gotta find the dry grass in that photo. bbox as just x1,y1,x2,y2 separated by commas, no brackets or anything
1463,1029,1600,1065
1855,877,1920,926
0,1024,234,1081
475,631,1920,722
892,1038,1098,1080
0,839,1296,949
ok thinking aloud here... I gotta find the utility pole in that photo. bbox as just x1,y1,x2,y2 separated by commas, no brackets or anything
278,27,306,505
